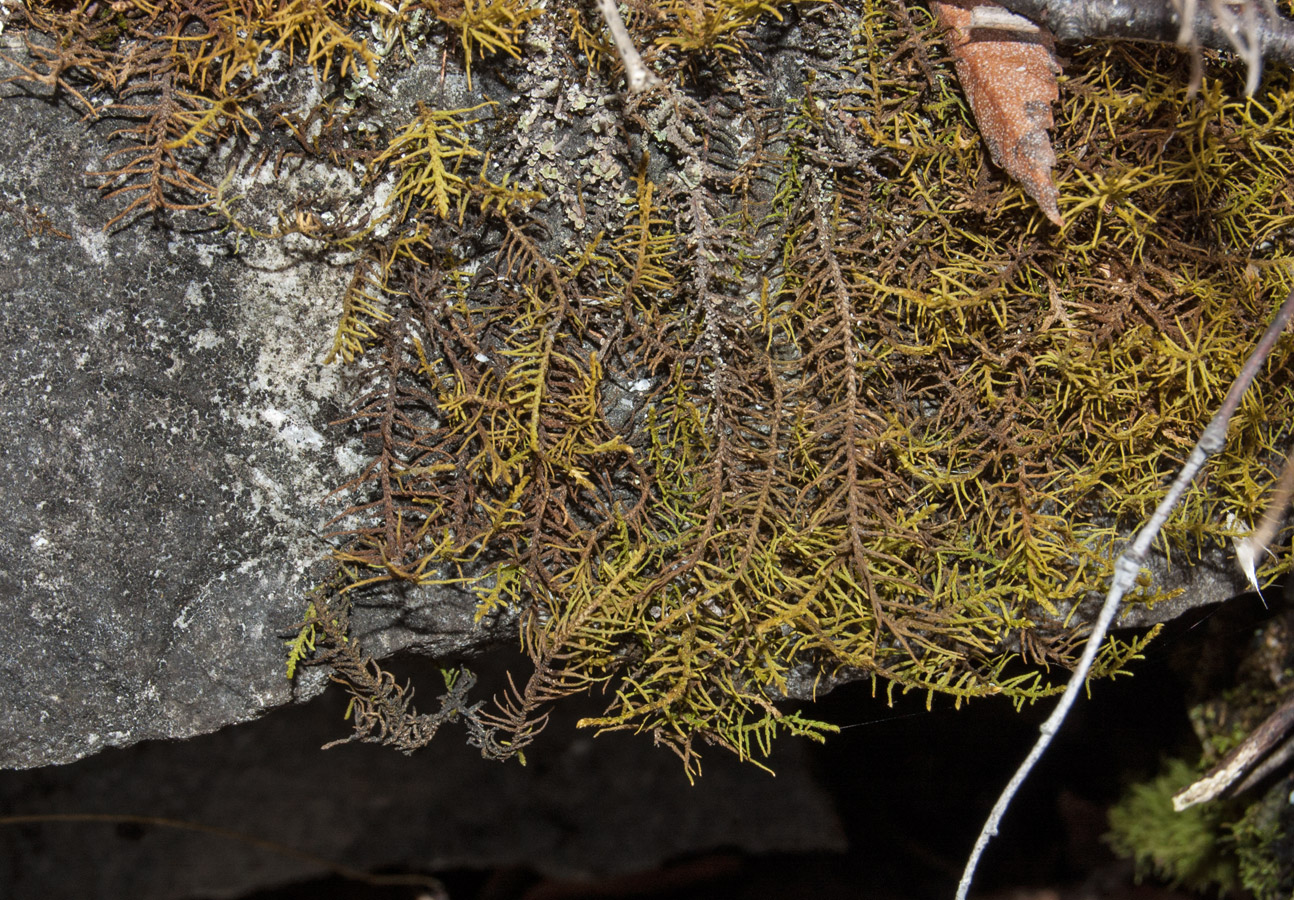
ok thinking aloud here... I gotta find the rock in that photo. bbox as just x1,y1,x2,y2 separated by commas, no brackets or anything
0,35,497,770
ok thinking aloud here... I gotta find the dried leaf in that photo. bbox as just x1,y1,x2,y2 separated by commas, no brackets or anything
932,0,1063,224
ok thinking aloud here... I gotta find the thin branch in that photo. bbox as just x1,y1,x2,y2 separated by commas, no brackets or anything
968,6,1040,33
594,0,660,93
955,286,1294,900
1173,691,1294,809
996,0,1294,92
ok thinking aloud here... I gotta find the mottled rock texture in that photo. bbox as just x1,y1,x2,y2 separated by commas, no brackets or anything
0,33,497,770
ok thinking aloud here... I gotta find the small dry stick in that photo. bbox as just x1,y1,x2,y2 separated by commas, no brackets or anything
997,0,1294,94
594,0,661,92
955,286,1294,900
1173,691,1294,810
968,6,1041,33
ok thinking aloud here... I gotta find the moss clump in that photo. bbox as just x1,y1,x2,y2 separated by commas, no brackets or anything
1108,607,1294,900
1108,758,1240,891
1230,786,1291,900
10,0,1294,773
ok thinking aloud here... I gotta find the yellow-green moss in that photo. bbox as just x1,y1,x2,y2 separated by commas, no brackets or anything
11,0,1294,773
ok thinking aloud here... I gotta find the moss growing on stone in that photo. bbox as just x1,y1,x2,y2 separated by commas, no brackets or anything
10,0,1294,772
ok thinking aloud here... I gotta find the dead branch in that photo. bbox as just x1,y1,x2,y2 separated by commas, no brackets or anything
1174,691,1294,809
996,0,1294,93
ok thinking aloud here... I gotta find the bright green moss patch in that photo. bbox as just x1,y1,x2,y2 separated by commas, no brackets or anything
10,0,1294,772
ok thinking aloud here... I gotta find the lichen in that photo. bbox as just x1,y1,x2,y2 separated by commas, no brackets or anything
9,0,1294,774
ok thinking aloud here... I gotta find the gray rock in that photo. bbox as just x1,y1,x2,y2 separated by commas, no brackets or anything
0,36,494,770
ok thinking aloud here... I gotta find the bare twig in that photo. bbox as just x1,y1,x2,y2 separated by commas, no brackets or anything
955,286,1294,900
1173,691,1294,809
1189,0,1263,94
594,0,660,93
1232,730,1294,795
968,6,1041,33
996,0,1294,93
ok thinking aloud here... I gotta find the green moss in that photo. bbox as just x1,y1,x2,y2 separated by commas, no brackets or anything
1111,607,1294,900
1230,787,1289,900
1108,758,1239,892
12,0,1294,772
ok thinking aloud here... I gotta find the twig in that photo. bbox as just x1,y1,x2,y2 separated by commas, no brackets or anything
968,6,1041,33
955,286,1294,900
1193,0,1263,95
996,0,1294,93
1232,730,1294,795
594,0,661,93
1173,691,1294,809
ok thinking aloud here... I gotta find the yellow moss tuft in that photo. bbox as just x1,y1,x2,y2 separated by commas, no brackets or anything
422,0,540,87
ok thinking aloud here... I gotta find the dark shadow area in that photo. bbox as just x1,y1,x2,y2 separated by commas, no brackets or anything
0,588,1285,900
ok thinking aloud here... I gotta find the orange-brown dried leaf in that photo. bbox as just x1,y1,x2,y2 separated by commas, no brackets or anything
932,1,1062,224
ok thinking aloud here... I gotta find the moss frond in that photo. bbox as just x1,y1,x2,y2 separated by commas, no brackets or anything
285,602,321,679
374,102,501,220
259,0,378,82
327,252,395,364
1107,758,1239,891
653,0,804,55
423,0,540,87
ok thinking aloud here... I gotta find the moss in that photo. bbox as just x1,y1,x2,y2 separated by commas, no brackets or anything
1107,757,1240,892
1229,786,1290,900
10,0,1294,773
1109,607,1294,899
426,0,541,87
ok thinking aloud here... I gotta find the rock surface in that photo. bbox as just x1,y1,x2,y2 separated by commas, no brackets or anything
0,33,498,770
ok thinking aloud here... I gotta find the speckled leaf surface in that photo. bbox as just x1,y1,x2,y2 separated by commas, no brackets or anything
933,0,1063,223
